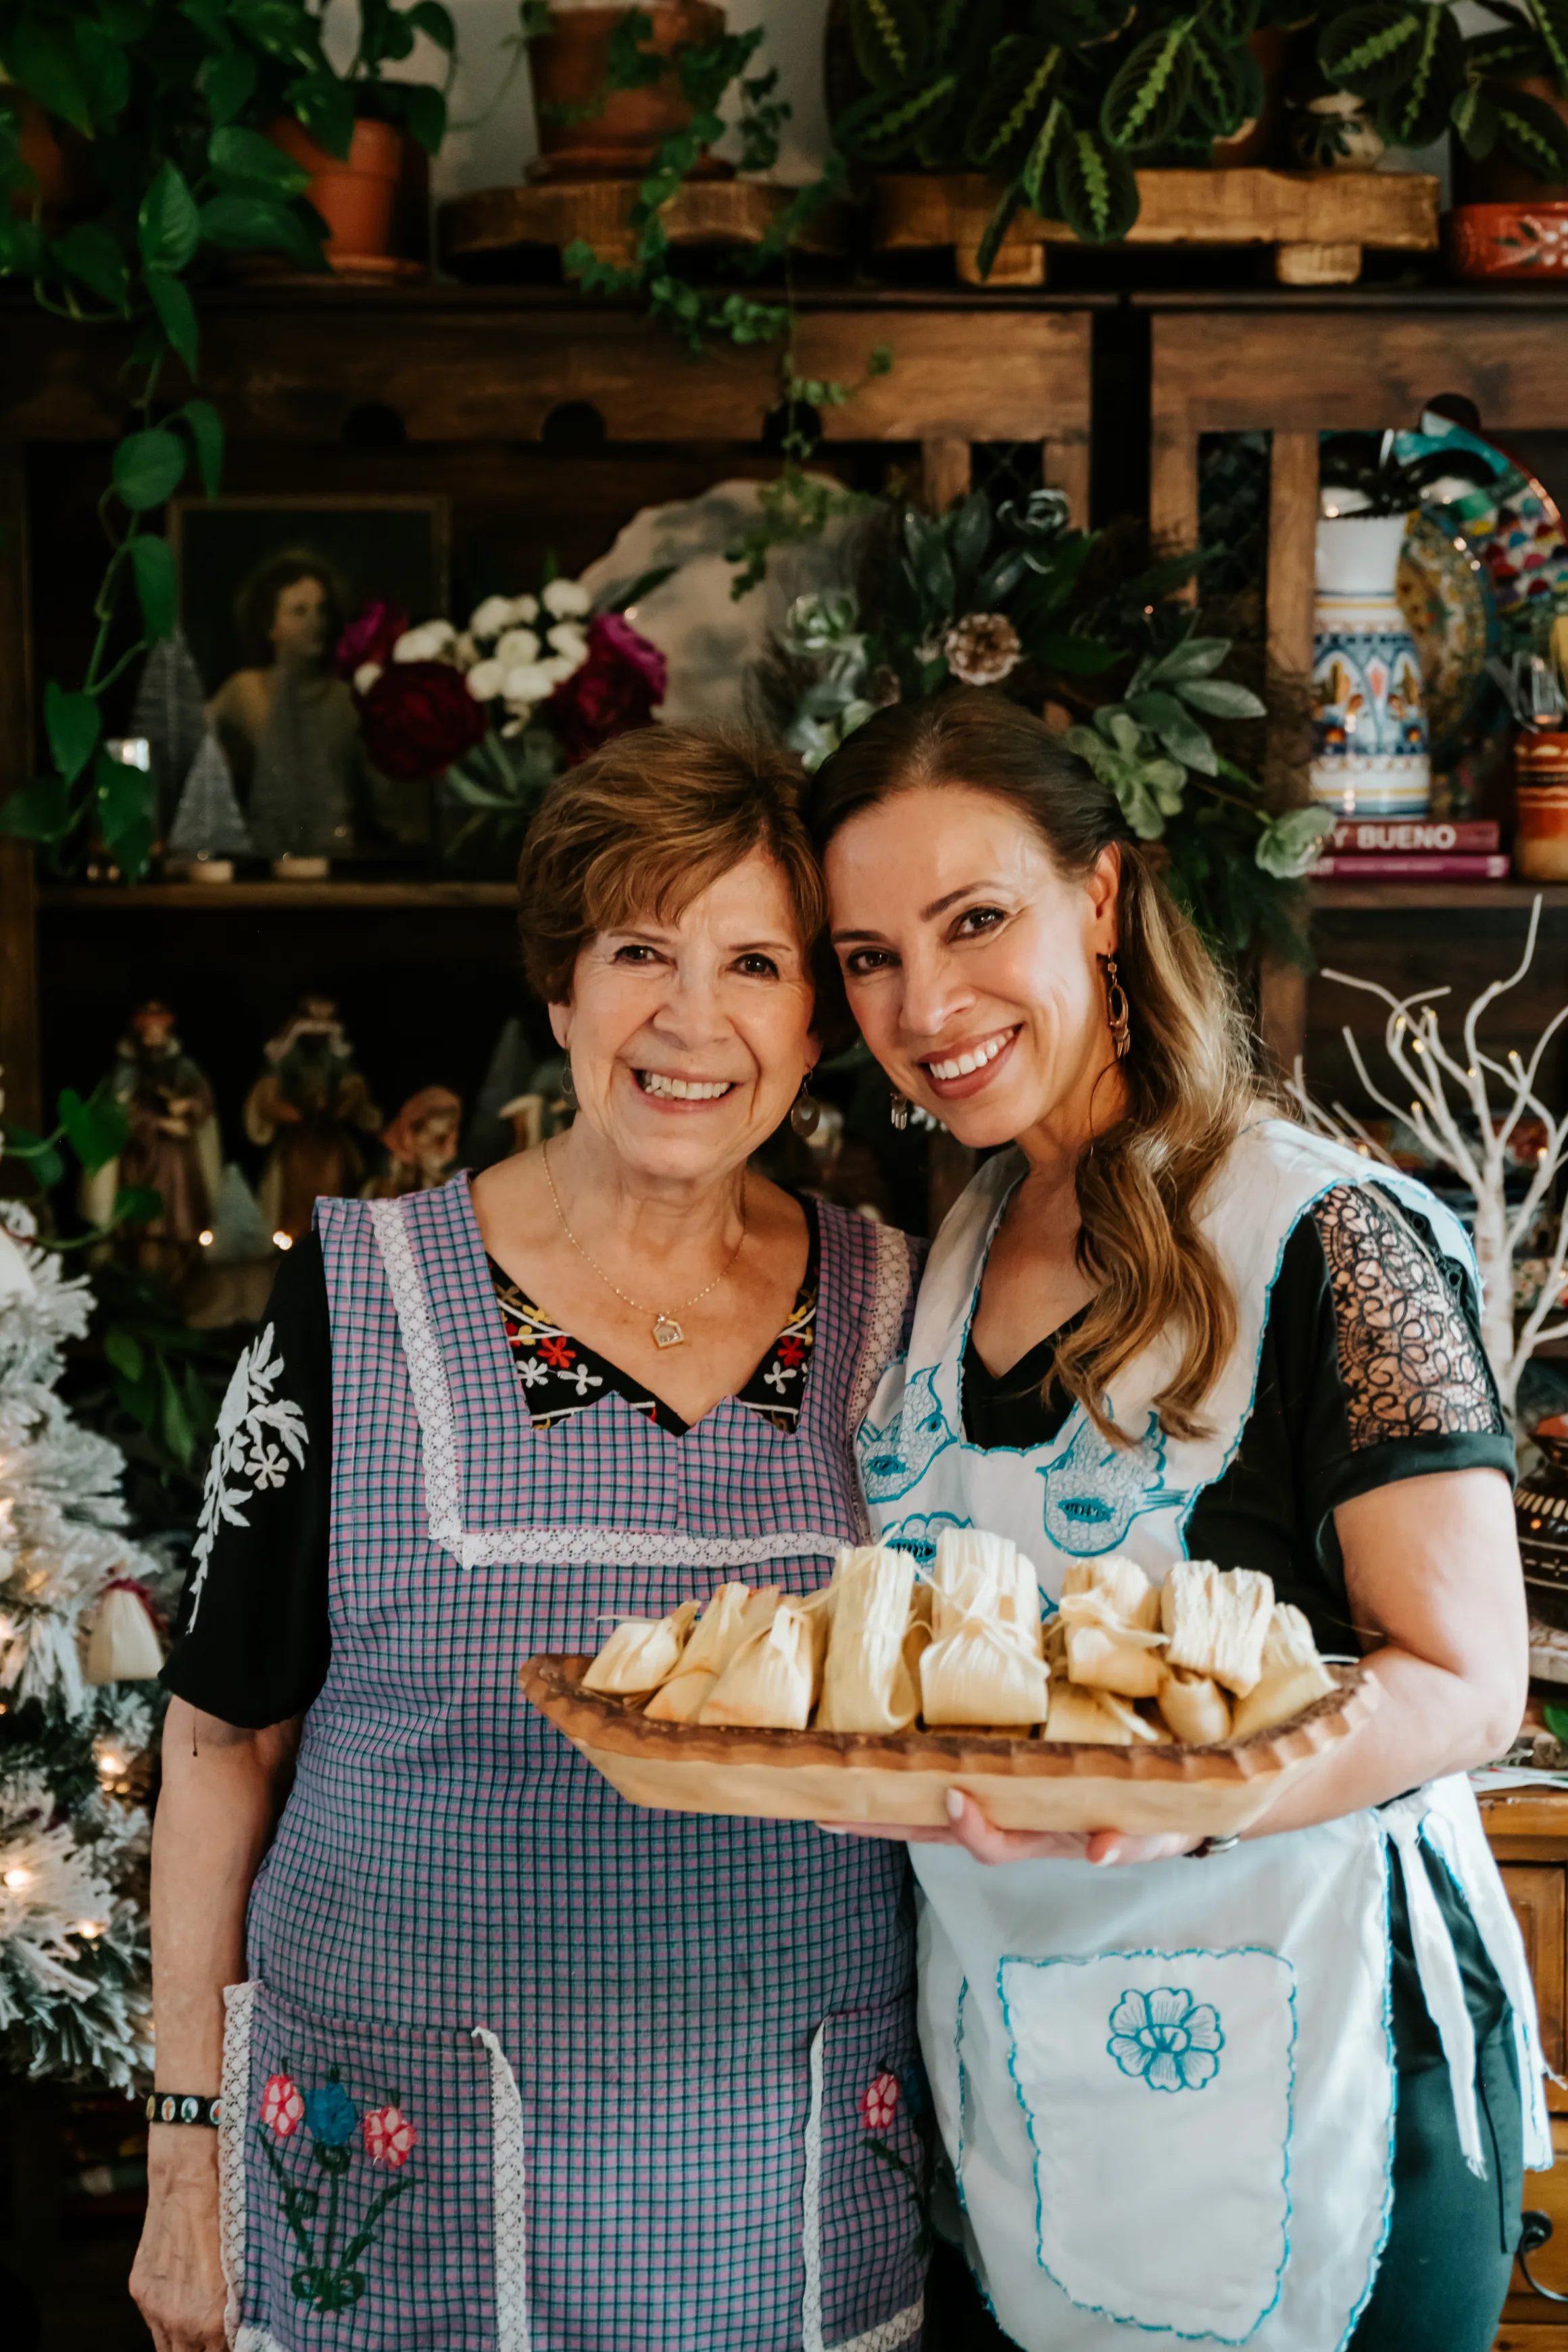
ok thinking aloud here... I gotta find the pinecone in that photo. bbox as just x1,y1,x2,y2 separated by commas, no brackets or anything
944,613,1022,687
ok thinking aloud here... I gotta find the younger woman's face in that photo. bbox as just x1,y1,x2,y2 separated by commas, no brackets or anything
825,784,1120,1151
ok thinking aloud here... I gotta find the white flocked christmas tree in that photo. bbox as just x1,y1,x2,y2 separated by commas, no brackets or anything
0,1206,169,2086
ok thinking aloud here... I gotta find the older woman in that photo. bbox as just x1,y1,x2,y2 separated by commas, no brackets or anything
808,690,1546,2352
132,731,926,2352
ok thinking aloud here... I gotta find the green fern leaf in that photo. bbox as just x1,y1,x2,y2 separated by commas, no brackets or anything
833,72,960,161
1188,27,1263,135
1374,5,1462,145
1102,19,1198,152
1496,82,1568,176
849,0,928,87
1317,4,1427,99
1451,80,1500,159
1526,0,1568,89
1055,126,1141,241
1021,96,1070,213
966,39,1063,170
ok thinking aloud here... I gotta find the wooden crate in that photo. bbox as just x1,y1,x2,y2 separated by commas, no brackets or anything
874,169,1438,288
438,178,846,277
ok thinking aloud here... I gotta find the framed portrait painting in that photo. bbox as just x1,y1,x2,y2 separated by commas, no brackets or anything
166,495,451,864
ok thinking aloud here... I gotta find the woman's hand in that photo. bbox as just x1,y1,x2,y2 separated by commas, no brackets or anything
130,2130,228,2352
823,1790,1203,1865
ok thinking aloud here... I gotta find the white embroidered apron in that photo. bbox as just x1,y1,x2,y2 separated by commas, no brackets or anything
858,1120,1549,2352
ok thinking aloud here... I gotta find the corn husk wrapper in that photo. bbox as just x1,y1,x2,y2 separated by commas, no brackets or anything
1230,1604,1336,1740
700,1598,822,1729
1046,1683,1137,1744
920,1617,1050,1727
932,1528,1044,1658
84,1586,164,1683
1158,1671,1232,1746
1064,1621,1168,1700
1061,1556,1161,1633
643,1586,781,1721
583,1599,700,1695
818,1545,920,1733
1160,1560,1273,1696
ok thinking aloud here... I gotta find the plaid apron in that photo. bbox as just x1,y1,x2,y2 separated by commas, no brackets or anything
218,1176,927,2352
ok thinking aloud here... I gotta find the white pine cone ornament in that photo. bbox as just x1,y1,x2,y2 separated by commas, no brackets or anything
943,613,1023,687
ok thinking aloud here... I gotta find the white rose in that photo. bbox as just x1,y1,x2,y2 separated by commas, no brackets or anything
541,577,590,619
544,621,589,663
466,658,506,701
469,595,514,640
508,593,540,625
352,661,383,694
502,663,558,703
453,630,478,668
535,652,579,686
493,626,541,668
392,627,430,663
392,621,456,663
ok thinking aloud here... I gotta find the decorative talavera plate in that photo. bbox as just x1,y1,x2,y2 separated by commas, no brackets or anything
1396,508,1498,761
519,1655,1379,1838
1398,417,1568,646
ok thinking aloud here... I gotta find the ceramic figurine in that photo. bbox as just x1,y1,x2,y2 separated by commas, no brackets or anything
80,1002,221,1276
244,997,383,1241
362,1086,462,1199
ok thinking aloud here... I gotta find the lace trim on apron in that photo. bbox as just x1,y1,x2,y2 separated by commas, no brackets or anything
802,2020,925,2352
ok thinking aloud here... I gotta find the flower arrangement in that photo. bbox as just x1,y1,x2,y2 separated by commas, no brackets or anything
332,570,670,867
257,2063,418,2314
763,485,1327,963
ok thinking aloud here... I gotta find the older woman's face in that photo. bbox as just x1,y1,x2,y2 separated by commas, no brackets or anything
825,785,1119,1151
551,848,816,1184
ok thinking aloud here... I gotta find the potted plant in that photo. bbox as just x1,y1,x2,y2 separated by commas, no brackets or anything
0,1,337,880
266,0,458,277
528,0,733,178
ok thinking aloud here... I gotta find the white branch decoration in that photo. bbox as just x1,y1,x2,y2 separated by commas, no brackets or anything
1285,894,1568,1427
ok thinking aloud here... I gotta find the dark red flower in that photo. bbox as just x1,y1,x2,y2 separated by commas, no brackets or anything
535,613,668,765
357,659,490,781
335,599,409,679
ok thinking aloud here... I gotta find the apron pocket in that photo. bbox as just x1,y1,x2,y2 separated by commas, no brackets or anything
220,1980,526,2352
998,1945,1296,2345
805,1993,927,2352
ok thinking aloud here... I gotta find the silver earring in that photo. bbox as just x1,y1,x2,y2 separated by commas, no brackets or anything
790,1076,821,1138
560,1059,577,1107
889,1090,910,1131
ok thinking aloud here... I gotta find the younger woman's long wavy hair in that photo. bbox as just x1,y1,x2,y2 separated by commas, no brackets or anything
806,690,1260,1445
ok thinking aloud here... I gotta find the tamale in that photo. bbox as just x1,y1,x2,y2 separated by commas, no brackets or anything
932,1528,1044,1658
1230,1604,1336,1740
1061,1556,1161,1633
1045,1683,1137,1744
1064,1621,1168,1700
1156,1671,1232,1746
920,1617,1050,1727
1160,1560,1274,1696
582,1599,700,1695
817,1545,921,1733
700,1598,821,1729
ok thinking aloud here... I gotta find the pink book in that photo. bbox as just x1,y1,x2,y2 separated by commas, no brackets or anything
1308,853,1511,880
1325,819,1500,855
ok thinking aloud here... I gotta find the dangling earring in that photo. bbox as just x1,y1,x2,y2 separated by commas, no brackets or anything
560,1057,577,1107
790,1074,821,1138
889,1090,910,1131
1102,955,1131,1061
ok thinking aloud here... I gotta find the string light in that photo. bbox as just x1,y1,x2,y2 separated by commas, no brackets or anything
198,1229,214,1247
3,1867,30,1890
272,1232,293,1251
74,1919,104,1940
97,1752,124,1779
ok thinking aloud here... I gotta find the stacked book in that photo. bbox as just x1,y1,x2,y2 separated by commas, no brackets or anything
1308,818,1506,882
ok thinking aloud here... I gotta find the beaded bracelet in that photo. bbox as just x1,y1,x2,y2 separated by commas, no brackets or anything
146,2092,222,2128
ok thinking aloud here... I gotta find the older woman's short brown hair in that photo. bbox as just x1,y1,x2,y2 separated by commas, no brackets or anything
516,725,828,1007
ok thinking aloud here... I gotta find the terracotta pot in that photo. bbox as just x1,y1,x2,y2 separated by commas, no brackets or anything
1513,735,1568,877
528,3,728,179
1211,28,1288,168
6,91,94,226
1447,198,1568,279
268,115,414,270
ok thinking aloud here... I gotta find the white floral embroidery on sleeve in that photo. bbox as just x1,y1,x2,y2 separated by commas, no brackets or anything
185,1322,310,1631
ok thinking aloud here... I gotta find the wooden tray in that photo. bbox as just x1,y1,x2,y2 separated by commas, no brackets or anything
520,1654,1379,1836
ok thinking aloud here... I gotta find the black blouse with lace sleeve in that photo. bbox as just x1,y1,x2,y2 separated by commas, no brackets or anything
162,1208,822,1730
962,1182,1515,1656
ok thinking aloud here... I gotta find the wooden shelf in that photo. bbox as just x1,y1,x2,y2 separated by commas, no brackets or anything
39,882,517,910
1313,882,1568,911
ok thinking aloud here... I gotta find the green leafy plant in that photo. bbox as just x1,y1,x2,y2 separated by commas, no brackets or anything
768,483,1325,961
1318,427,1494,519
0,1,462,880
831,0,1279,254
1319,0,1568,178
560,7,843,354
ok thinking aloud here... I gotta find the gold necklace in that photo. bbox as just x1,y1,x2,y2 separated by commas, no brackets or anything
541,1141,748,1349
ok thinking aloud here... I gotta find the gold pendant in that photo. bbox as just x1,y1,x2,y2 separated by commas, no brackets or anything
653,1314,685,1349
